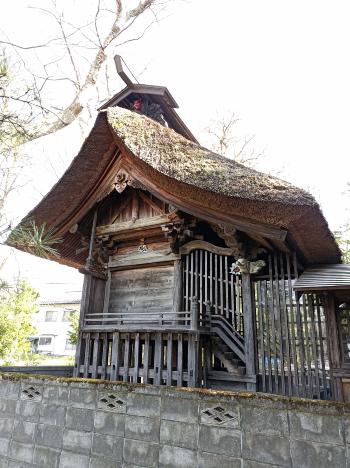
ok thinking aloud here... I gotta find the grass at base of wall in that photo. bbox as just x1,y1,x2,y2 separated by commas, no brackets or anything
0,354,75,366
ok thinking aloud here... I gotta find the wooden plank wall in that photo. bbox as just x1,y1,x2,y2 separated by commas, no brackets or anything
182,250,243,334
109,266,174,316
254,252,331,400
75,331,199,387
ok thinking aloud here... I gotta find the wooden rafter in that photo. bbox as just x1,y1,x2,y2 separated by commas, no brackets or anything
110,193,132,224
138,190,165,215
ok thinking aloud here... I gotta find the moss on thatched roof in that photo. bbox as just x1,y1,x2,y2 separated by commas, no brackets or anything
107,107,315,206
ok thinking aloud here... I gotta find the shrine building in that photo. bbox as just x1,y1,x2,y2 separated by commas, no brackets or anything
9,57,350,402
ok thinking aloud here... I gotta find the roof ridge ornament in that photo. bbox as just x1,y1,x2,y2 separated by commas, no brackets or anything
114,55,134,88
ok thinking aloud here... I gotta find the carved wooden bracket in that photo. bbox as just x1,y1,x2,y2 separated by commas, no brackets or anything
161,217,196,253
211,223,245,258
114,170,133,193
94,235,118,266
230,258,265,275
161,219,185,253
180,240,236,257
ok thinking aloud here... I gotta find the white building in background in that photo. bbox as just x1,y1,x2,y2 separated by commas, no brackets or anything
32,299,80,356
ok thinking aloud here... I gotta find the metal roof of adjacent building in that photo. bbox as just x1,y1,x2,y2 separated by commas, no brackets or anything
293,264,350,291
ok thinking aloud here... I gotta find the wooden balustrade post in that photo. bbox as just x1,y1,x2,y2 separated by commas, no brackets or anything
204,301,212,329
191,297,199,331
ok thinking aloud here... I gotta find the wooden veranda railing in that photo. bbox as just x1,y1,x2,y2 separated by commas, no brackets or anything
83,297,211,331
74,330,200,387
76,298,247,388
84,311,195,330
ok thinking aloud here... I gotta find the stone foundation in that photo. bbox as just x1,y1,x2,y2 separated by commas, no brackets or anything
0,373,348,467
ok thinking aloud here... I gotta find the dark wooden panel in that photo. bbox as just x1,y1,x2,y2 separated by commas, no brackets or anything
109,266,174,316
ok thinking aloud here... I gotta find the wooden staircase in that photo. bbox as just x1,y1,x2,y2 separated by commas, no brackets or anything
212,337,246,375
206,315,256,391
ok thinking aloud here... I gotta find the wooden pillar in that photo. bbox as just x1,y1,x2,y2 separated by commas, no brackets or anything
173,259,183,312
324,293,342,400
73,274,92,377
188,333,199,387
85,209,98,271
102,271,111,325
242,272,257,391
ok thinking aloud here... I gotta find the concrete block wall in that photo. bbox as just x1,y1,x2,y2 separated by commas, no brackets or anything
0,373,349,467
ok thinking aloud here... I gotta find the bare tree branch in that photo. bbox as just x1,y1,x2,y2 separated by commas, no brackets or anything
23,0,172,139
205,112,264,168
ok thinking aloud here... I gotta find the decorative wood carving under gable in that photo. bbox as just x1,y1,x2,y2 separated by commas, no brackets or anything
210,223,245,258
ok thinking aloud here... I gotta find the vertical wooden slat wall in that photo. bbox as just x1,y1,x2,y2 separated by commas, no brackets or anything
254,252,332,400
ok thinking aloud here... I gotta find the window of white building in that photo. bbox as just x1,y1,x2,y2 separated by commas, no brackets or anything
38,336,53,347
62,309,77,322
45,310,58,322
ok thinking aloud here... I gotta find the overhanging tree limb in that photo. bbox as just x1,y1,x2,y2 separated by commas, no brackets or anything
1,0,173,140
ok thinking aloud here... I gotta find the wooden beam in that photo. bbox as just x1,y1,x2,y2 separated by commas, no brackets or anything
78,268,106,280
96,214,171,237
108,251,180,270
179,240,236,257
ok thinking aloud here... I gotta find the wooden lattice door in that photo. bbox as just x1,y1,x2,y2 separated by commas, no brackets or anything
182,249,243,334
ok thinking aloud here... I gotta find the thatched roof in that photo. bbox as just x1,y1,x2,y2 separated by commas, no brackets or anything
108,107,314,206
8,107,340,267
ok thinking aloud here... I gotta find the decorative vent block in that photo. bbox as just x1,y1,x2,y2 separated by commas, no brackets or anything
201,405,238,426
98,393,126,412
21,386,42,401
